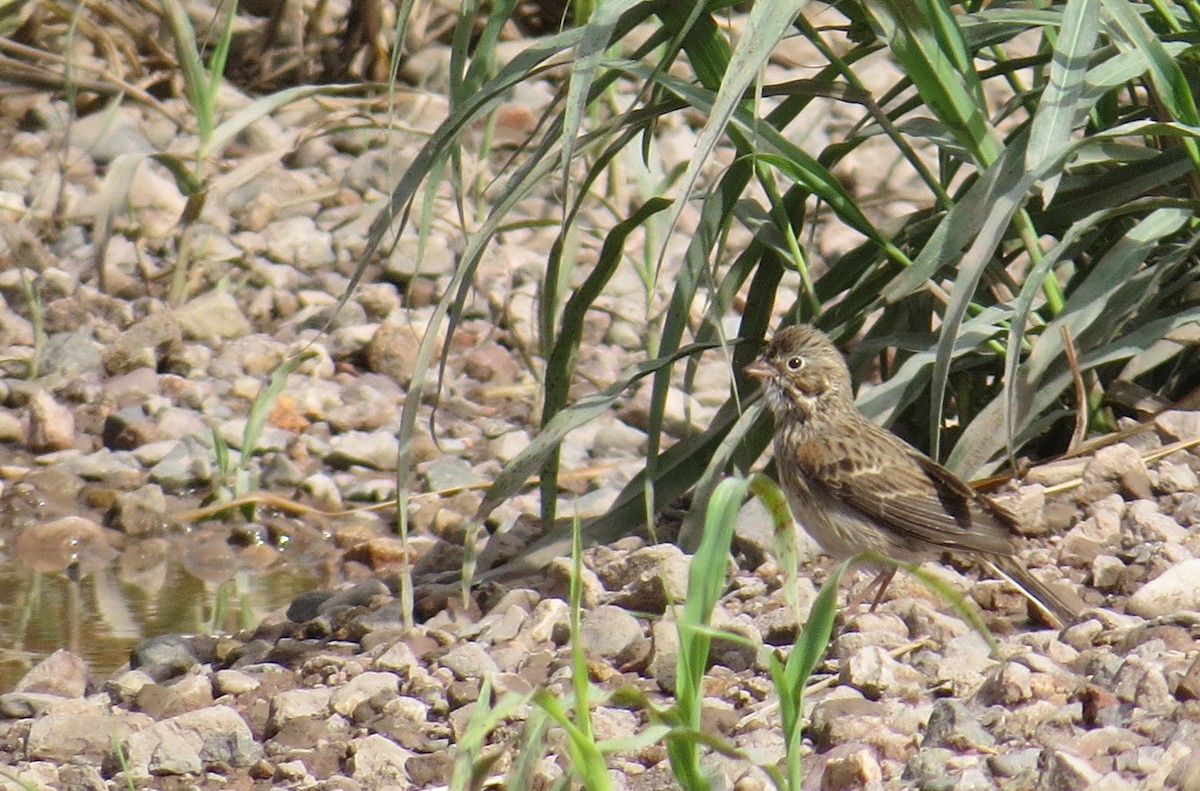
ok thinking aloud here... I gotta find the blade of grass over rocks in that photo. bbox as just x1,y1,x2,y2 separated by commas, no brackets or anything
559,0,644,208
450,678,533,789
239,351,318,481
927,143,1035,465
569,515,591,747
1101,0,1200,169
226,349,319,517
474,340,721,529
1023,0,1101,194
557,516,612,789
669,475,746,788
539,197,673,529
676,398,768,552
657,0,810,273
159,0,225,144
629,2,807,540
749,474,801,614
506,708,552,789
903,560,995,649
530,689,612,790
769,557,849,791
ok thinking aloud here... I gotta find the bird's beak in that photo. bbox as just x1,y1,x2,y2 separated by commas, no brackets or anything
743,360,772,380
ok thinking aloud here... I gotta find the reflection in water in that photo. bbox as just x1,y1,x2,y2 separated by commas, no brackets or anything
0,556,317,693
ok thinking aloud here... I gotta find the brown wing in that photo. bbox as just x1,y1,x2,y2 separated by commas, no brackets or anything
795,420,1015,556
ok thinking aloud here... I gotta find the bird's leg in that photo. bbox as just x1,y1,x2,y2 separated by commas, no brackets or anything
868,567,897,612
846,567,897,612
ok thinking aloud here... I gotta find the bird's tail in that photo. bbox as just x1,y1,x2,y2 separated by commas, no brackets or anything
984,555,1085,628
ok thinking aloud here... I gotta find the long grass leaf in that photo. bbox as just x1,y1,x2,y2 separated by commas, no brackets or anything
669,475,748,788
867,0,999,165
559,0,643,207
1024,0,1101,187
474,340,722,526
1100,0,1200,127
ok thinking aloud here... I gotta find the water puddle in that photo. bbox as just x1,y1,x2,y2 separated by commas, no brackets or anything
0,550,320,692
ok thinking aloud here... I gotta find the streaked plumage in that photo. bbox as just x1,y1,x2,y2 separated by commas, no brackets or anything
745,324,1080,626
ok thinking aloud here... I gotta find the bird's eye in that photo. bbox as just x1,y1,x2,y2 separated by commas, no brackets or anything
786,356,804,371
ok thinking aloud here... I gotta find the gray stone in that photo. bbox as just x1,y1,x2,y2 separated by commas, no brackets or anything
26,388,75,452
1155,410,1200,442
122,705,262,777
175,290,252,340
267,687,333,733
422,455,487,492
977,661,1034,705
1126,558,1200,617
1076,443,1146,503
320,579,392,613
213,669,260,697
383,233,457,278
647,618,681,694
1156,461,1200,494
263,216,336,269
105,484,167,537
1126,499,1187,543
365,320,426,386
27,698,140,762
102,404,165,449
73,107,153,162
148,436,215,490
923,699,995,751
217,416,291,454
49,447,142,481
349,733,413,790
13,649,88,698
607,544,691,613
518,598,570,646
840,644,925,701
0,691,65,718
579,605,646,666
101,311,181,374
1091,555,1125,590
130,634,199,681
375,641,420,674
331,672,400,717
38,328,102,378
438,643,499,682
1038,748,1103,789
327,430,401,470
490,429,531,463
591,419,649,457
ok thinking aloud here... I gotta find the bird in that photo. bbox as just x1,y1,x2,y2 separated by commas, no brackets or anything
744,324,1081,627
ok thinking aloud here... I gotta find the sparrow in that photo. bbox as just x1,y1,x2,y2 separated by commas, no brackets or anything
744,324,1080,627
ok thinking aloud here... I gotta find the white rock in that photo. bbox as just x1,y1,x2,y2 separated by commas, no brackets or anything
1126,558,1200,617
349,733,413,790
1126,499,1187,543
330,672,400,717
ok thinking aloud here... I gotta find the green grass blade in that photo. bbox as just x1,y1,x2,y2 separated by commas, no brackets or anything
238,350,318,476
474,340,722,527
669,475,749,789
867,0,999,165
659,0,811,254
1024,0,1101,181
159,0,212,141
1101,0,1200,127
205,0,236,102
204,84,359,162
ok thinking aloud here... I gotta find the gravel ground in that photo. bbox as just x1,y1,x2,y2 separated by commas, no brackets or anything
1,21,1200,791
